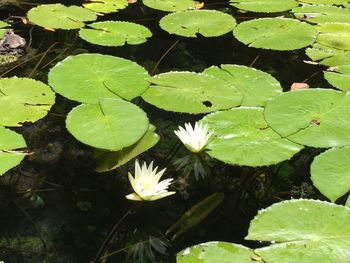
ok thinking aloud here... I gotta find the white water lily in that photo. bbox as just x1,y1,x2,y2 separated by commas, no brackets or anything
126,160,176,201
174,122,211,153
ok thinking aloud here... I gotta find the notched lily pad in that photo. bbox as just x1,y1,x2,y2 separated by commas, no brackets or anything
293,5,350,24
311,147,350,202
159,10,236,37
230,0,298,13
27,4,97,30
83,0,128,13
66,98,149,151
264,89,350,148
0,126,26,175
0,77,55,127
143,0,200,12
247,199,350,263
324,65,350,92
203,64,282,106
316,23,350,51
298,0,348,4
306,43,350,66
79,21,152,47
233,18,317,51
141,71,243,114
202,107,303,166
48,53,150,103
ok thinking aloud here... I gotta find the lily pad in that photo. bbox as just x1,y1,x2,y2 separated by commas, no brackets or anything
306,43,350,66
316,23,350,51
177,242,259,263
264,89,350,148
66,98,149,151
0,77,55,127
298,0,348,4
324,65,350,91
293,5,350,24
247,199,350,263
233,18,317,51
27,4,97,30
143,0,199,12
0,126,26,176
79,21,152,47
141,72,243,114
83,0,128,13
230,0,298,13
159,10,236,37
94,124,159,172
48,53,150,103
202,107,303,166
203,64,282,106
0,21,9,39
311,147,350,202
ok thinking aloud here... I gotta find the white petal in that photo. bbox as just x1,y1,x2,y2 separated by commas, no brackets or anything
147,191,176,201
125,193,143,201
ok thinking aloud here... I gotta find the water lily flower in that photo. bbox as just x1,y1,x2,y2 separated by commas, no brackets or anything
126,160,176,201
174,122,211,153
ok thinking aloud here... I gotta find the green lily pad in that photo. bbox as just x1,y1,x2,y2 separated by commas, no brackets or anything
264,89,350,148
143,0,199,12
83,0,128,13
66,98,149,151
27,4,97,30
141,72,243,114
94,124,159,172
247,199,350,263
293,5,350,24
177,242,259,263
202,107,303,166
233,18,317,51
324,65,350,92
203,64,282,106
298,0,348,4
316,23,350,51
346,195,350,208
159,10,236,37
311,147,350,202
79,21,152,47
48,53,150,104
0,21,9,39
0,77,55,127
230,0,298,13
0,127,26,176
306,43,350,66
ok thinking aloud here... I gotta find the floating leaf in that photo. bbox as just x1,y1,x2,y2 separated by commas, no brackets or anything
324,65,350,91
83,0,128,13
167,193,224,239
202,107,303,166
293,5,350,24
0,77,55,127
346,195,350,208
159,10,236,37
316,23,350,51
306,43,350,66
142,72,243,114
298,0,348,4
48,53,149,103
264,89,350,148
79,21,152,47
66,98,149,151
94,124,159,172
0,127,26,175
230,0,298,13
0,21,9,39
27,4,97,30
311,147,350,202
247,199,350,263
143,0,199,12
233,18,317,51
177,242,259,263
203,64,282,106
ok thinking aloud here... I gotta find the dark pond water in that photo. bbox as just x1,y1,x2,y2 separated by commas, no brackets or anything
0,1,330,262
